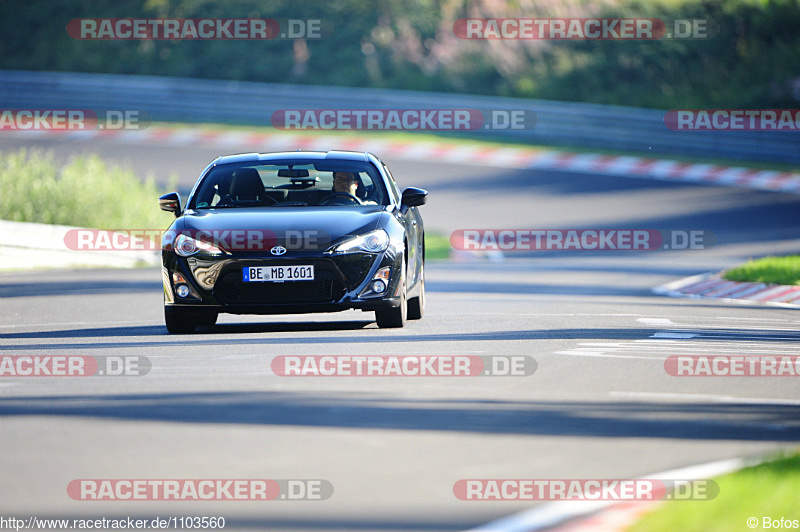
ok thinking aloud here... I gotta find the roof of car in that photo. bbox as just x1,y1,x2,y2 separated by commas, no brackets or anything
210,150,371,166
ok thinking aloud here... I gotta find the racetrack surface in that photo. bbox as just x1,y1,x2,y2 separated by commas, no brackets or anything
1,134,800,531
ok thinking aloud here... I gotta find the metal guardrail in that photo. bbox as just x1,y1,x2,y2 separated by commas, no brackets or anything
1,69,797,164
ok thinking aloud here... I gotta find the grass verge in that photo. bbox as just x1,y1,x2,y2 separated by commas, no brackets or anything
627,451,800,532
426,233,451,260
0,148,174,230
723,255,800,286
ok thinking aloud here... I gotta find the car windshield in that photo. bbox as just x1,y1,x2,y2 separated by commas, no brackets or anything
191,160,389,209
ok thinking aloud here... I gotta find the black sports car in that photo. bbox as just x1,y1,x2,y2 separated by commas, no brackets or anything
158,150,427,333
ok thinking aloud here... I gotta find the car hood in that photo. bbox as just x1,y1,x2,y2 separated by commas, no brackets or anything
176,206,387,253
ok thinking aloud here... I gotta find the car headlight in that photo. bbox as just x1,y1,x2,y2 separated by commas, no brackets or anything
173,233,225,257
327,229,389,254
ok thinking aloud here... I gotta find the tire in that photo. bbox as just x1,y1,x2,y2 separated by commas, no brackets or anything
376,258,407,328
407,263,425,320
164,306,199,334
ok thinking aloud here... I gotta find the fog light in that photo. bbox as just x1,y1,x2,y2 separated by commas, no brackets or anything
372,280,387,293
176,284,190,298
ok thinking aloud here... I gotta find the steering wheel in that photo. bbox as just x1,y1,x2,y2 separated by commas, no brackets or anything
319,193,363,206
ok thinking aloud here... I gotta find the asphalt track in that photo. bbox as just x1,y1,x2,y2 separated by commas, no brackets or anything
1,134,800,531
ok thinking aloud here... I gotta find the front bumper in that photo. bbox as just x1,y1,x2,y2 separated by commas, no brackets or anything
162,248,403,315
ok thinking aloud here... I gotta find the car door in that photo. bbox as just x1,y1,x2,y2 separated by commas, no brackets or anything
383,163,424,289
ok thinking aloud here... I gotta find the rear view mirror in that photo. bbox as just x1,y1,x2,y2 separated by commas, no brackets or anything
278,168,310,178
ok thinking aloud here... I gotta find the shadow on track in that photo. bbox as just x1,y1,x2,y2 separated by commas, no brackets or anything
1,320,373,339
1,391,798,442
5,324,800,351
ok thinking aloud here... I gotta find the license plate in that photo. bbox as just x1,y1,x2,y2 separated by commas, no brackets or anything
243,265,314,282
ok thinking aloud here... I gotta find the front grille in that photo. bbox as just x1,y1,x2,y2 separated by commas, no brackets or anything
213,268,346,305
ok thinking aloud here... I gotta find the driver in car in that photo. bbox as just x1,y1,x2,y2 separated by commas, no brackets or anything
332,171,376,204
333,171,358,194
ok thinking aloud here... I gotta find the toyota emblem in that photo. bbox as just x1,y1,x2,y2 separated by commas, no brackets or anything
270,245,287,256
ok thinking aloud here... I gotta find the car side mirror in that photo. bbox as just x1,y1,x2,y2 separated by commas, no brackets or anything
159,192,182,217
401,187,428,207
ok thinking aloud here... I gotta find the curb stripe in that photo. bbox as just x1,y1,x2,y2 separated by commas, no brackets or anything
654,272,800,308
3,128,800,194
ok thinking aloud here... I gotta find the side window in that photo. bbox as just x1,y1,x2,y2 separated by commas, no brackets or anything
383,164,401,204
194,167,233,208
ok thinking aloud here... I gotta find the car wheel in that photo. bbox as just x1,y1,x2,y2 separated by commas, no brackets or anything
407,263,425,320
164,306,199,334
376,259,407,328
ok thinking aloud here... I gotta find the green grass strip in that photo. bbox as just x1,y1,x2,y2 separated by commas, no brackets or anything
723,255,800,286
628,451,800,532
425,233,451,260
0,148,175,230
